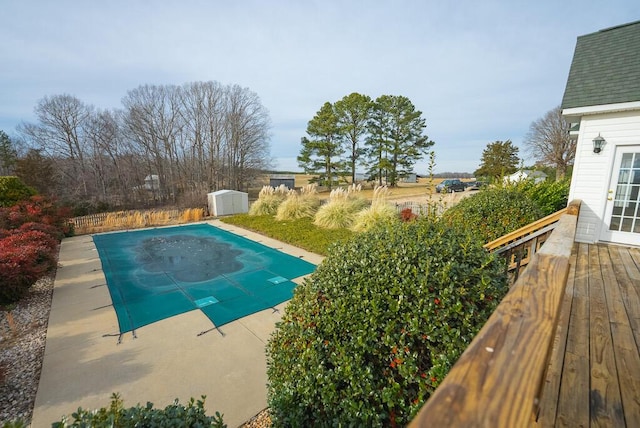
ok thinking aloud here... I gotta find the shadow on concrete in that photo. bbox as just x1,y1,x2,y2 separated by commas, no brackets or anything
36,330,151,410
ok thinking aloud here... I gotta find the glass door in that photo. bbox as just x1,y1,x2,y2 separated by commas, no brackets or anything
601,148,640,245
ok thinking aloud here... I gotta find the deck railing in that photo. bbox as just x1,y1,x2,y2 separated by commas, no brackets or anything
410,200,581,427
484,200,582,283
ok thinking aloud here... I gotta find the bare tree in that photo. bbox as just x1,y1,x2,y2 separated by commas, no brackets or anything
85,109,141,206
17,81,272,209
122,85,183,203
524,106,574,180
179,81,227,191
18,94,93,199
224,84,271,191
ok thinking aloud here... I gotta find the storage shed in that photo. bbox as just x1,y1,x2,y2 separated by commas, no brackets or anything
207,190,249,216
269,174,295,189
400,173,418,183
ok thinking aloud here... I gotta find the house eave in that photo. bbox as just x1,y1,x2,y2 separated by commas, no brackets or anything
562,100,640,119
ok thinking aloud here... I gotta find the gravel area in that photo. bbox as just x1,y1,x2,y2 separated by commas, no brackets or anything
0,275,54,426
239,408,271,427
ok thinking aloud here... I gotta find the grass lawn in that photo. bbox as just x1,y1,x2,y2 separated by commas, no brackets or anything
219,214,353,256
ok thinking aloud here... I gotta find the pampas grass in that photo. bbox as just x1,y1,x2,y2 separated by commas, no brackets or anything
351,186,398,232
275,184,321,221
181,208,205,223
313,184,369,229
249,185,289,216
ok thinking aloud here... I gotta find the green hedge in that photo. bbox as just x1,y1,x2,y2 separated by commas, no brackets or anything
0,176,37,207
511,178,570,216
267,218,508,426
442,187,544,243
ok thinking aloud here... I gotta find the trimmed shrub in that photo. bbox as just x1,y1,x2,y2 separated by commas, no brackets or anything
0,195,73,237
511,178,570,216
0,176,37,207
441,187,544,243
52,393,226,427
0,230,58,303
267,218,508,426
19,221,65,241
0,207,26,230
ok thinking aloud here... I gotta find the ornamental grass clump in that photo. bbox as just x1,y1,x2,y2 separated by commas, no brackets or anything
313,184,368,229
351,186,398,232
275,184,321,221
267,218,508,426
249,185,289,216
180,207,205,223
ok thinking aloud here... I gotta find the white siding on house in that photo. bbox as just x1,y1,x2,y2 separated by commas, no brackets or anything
569,110,640,243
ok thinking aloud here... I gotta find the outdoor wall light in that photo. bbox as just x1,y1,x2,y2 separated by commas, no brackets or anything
593,134,606,153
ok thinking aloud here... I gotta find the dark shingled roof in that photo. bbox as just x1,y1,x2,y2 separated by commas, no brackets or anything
561,21,640,110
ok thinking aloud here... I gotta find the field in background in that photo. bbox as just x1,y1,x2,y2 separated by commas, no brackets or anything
257,174,474,203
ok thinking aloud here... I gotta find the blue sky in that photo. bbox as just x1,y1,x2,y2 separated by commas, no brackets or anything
1,1,638,174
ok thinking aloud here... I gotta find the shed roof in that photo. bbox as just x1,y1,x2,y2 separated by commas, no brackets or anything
561,21,640,109
209,189,247,196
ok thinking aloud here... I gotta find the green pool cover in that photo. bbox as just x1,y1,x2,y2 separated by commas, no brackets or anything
93,223,316,333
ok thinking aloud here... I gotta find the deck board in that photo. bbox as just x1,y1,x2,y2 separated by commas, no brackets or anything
550,243,590,427
603,246,640,427
537,243,640,427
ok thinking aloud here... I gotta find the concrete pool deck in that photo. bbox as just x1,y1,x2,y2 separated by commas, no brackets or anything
31,220,324,427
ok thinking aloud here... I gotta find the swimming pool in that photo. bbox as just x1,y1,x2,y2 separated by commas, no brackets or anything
93,223,316,334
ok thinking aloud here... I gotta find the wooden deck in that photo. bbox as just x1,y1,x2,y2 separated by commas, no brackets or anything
537,243,640,427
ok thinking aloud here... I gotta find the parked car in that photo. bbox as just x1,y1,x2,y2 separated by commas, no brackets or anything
465,181,487,190
435,179,466,193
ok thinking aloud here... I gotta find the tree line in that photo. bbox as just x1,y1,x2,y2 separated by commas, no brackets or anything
3,81,271,213
1,87,574,214
475,107,575,181
298,93,434,188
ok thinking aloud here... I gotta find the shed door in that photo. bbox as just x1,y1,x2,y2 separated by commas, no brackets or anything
601,147,640,245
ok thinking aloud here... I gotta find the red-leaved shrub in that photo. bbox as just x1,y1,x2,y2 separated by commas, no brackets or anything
19,221,64,241
0,230,58,303
0,196,73,238
400,208,418,222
